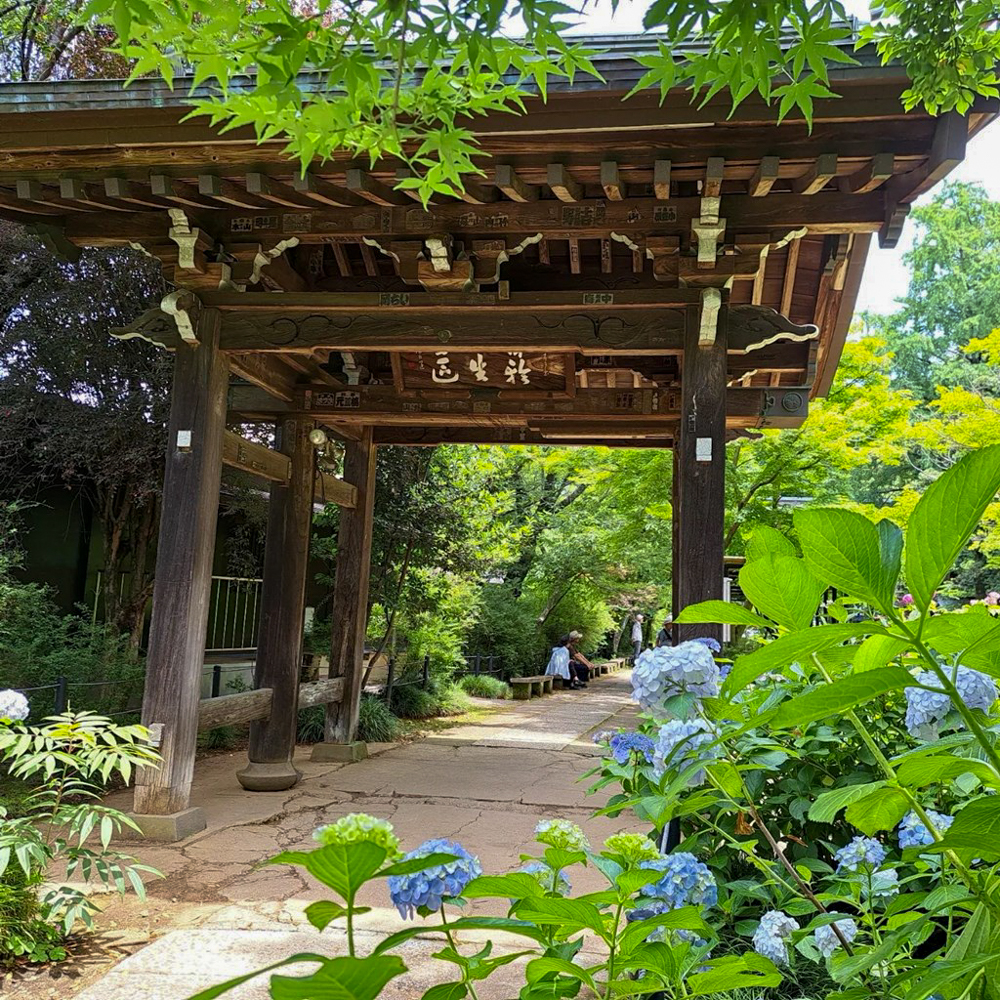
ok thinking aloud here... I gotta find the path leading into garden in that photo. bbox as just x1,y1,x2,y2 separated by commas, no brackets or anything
15,671,643,1000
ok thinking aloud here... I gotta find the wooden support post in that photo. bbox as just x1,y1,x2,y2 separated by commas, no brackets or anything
672,304,727,646
237,417,315,791
313,426,377,762
132,308,227,840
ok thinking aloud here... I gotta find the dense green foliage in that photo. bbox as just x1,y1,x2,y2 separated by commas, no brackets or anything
71,1,1000,203
458,674,511,700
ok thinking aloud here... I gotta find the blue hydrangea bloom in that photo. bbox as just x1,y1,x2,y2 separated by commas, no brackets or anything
862,868,900,899
834,836,886,873
592,730,615,746
632,642,720,716
0,689,29,722
652,719,719,785
691,637,722,654
387,839,482,918
898,809,954,849
609,731,655,765
521,861,570,895
815,917,858,958
752,910,799,966
905,667,997,741
639,852,718,910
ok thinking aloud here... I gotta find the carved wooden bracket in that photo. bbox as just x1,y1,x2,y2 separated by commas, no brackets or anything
469,234,543,284
691,196,726,268
161,289,202,344
728,305,820,353
167,209,214,273
646,235,680,283
699,287,722,346
110,289,201,349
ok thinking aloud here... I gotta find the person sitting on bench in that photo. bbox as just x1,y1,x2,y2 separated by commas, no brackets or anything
544,639,575,688
563,630,595,687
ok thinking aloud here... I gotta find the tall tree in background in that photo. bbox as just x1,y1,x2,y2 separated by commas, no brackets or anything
0,225,169,645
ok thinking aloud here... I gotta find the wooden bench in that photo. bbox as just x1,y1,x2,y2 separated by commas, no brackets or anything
511,675,554,699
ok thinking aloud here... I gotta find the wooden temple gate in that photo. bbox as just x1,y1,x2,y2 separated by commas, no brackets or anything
1,37,993,838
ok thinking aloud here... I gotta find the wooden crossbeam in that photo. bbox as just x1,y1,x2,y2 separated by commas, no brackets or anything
547,163,583,202
792,154,838,195
749,156,780,197
496,165,539,202
292,172,366,208
246,172,316,208
601,161,625,200
844,153,894,193
61,193,888,247
653,160,672,200
347,168,410,206
198,174,269,209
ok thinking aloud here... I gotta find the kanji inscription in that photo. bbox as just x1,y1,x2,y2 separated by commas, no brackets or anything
398,351,570,391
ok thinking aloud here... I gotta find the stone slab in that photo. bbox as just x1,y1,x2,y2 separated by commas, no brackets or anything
310,740,368,763
128,807,206,843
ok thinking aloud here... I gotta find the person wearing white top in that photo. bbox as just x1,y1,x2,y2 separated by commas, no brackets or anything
631,614,644,660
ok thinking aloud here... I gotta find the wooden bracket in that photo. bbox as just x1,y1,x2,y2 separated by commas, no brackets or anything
647,235,681,283
691,196,725,268
699,287,722,346
26,221,81,263
470,234,543,284
167,208,213,273
162,289,202,345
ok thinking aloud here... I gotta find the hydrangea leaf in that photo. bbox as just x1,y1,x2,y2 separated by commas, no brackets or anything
421,984,467,1000
745,525,798,563
685,954,782,995
738,555,826,631
618,905,712,955
268,842,387,900
905,445,1000,616
794,508,894,612
512,897,609,939
379,853,461,878
270,954,408,1000
930,798,1000,861
853,634,911,674
844,787,909,835
923,613,1000,678
770,666,914,730
898,754,999,789
808,781,889,823
183,954,350,1000
304,900,349,932
723,622,876,695
674,600,772,630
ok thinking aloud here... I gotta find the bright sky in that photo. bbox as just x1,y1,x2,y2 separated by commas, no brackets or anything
557,0,1000,317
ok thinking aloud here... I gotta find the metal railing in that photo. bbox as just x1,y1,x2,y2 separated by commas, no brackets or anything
91,571,264,652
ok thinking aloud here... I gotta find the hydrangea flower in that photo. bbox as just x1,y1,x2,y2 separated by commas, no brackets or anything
815,917,858,958
632,642,720,716
0,690,29,723
652,719,719,785
691,637,722,654
639,852,718,910
752,910,799,966
609,732,655,765
521,861,570,895
592,730,615,746
987,591,1000,606
387,839,482,918
898,594,914,607
905,667,997,741
313,813,402,858
535,819,590,852
898,809,954,849
603,833,662,867
834,836,886,873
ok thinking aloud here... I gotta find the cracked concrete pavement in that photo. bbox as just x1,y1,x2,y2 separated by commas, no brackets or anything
37,670,643,999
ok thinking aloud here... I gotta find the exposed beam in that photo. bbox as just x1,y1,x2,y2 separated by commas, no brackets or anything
346,168,410,206
198,174,269,210
780,236,802,316
245,172,316,208
228,353,299,402
495,165,539,202
291,172,367,208
150,174,220,210
653,159,672,200
792,153,838,195
749,156,780,196
600,161,625,200
844,153,894,193
547,163,583,202
703,157,725,197
62,193,889,247
223,429,290,482
58,178,134,212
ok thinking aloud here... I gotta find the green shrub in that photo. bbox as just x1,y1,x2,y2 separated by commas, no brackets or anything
0,865,65,966
388,682,439,719
297,705,325,743
434,681,471,716
358,695,400,743
458,674,511,699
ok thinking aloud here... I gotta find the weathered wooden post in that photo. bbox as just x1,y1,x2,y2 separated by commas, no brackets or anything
238,417,315,791
132,305,227,841
313,427,377,762
672,294,727,646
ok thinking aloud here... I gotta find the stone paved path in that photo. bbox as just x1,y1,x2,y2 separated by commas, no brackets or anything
18,670,641,1000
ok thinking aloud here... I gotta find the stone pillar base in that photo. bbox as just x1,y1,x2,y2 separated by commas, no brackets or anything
237,761,302,792
128,807,207,842
310,741,368,763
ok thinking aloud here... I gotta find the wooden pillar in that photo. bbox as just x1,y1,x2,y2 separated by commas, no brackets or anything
132,307,227,839
238,418,315,791
312,427,377,761
672,302,727,645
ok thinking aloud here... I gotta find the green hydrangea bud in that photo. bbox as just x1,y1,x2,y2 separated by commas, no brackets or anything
535,819,589,852
603,833,662,866
313,813,402,858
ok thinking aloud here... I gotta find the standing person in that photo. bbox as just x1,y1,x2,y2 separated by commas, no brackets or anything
655,614,674,647
631,614,645,660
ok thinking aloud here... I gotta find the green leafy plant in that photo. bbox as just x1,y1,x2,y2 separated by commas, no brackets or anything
189,814,781,1000
458,674,511,700
358,694,401,744
81,1,1000,202
0,709,161,965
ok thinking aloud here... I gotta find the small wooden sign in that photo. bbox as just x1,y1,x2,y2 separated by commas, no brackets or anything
397,351,572,392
